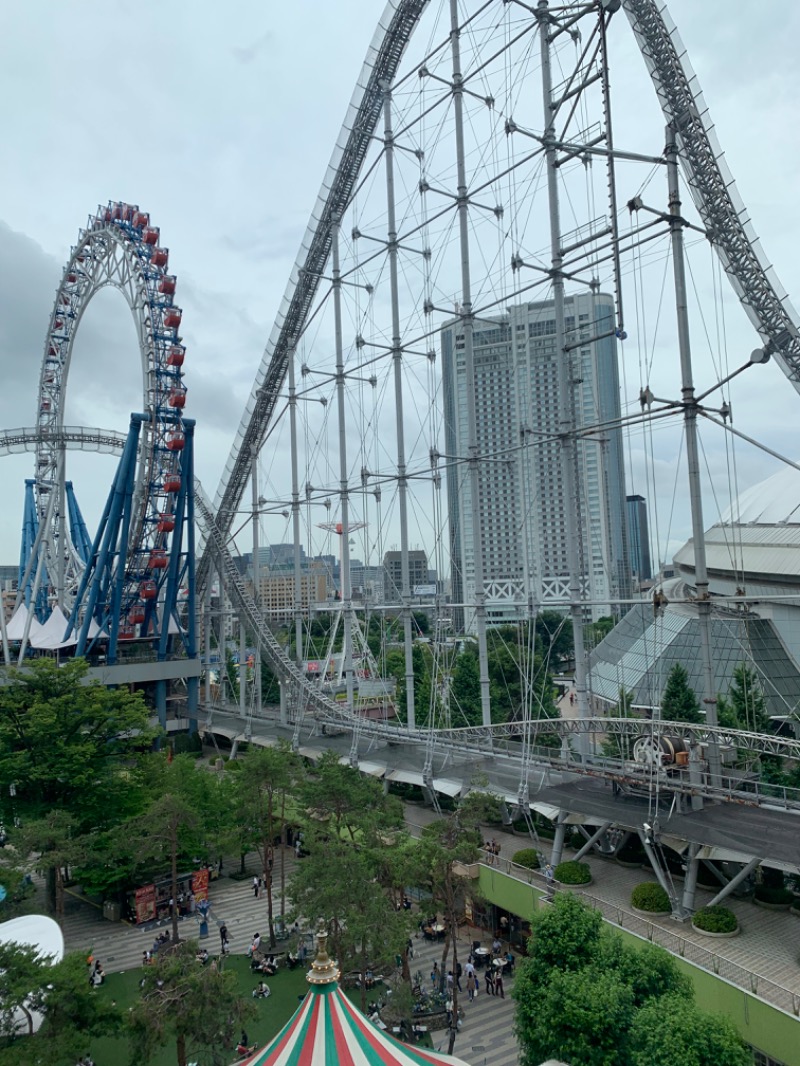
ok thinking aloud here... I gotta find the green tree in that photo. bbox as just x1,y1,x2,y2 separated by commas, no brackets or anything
449,646,481,726
0,944,120,1065
660,663,702,724
0,659,153,911
127,940,254,1066
515,892,604,994
234,744,299,946
627,993,750,1066
517,966,634,1066
536,610,573,665
726,664,770,733
418,796,485,1054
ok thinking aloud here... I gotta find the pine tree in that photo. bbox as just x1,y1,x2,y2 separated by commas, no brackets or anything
660,664,703,724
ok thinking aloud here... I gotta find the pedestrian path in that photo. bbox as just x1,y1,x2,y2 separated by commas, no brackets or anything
62,850,301,974
409,928,519,1066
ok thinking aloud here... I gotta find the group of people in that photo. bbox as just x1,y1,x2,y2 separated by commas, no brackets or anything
483,839,501,865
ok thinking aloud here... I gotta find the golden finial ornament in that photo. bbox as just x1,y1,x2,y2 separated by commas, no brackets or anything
306,920,340,986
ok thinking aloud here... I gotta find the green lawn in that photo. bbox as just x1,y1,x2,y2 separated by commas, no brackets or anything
88,955,310,1066
84,956,428,1064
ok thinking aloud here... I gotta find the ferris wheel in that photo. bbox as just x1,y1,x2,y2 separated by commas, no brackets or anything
19,201,191,655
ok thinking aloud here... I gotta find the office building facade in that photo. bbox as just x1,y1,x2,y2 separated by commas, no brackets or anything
626,494,652,583
441,292,629,631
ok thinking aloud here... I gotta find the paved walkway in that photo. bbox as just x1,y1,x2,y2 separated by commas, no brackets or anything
404,805,800,1015
47,801,800,1065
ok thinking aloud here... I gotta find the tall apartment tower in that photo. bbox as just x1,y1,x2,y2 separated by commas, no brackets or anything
441,292,629,632
626,494,652,583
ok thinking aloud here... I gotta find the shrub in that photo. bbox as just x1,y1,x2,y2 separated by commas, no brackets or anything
692,906,738,933
631,882,670,913
554,860,591,885
754,884,794,906
512,848,541,870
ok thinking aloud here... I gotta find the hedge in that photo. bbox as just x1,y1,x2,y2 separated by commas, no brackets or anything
692,905,738,933
631,881,670,913
512,848,541,870
554,860,591,885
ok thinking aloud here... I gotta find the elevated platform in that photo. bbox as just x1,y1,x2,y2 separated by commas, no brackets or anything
534,779,800,869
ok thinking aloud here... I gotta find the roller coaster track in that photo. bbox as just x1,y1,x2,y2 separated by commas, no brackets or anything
623,0,800,386
0,426,127,458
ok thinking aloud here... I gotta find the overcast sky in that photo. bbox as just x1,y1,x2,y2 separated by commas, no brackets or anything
1,0,799,572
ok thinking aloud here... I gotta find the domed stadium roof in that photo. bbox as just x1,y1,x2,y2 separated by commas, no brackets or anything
720,464,800,526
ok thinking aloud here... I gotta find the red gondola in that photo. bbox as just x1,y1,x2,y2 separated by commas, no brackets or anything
49,344,59,356
140,580,158,599
166,344,185,367
129,606,146,625
143,227,160,246
132,211,149,229
40,400,51,412
163,474,182,494
111,203,122,220
148,550,168,570
158,276,176,296
118,624,135,640
53,319,63,330
165,430,185,452
151,247,168,268
67,273,77,283
157,513,175,533
168,386,186,409
164,308,182,329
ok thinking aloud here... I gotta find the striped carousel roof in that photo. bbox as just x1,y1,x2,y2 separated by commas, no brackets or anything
240,930,471,1066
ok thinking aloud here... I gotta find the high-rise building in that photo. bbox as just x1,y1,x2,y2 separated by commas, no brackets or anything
383,550,429,602
626,494,652,583
441,292,629,632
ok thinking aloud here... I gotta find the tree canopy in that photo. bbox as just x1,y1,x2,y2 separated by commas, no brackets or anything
660,663,703,724
513,895,747,1066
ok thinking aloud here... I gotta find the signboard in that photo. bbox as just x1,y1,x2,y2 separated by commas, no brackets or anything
413,584,437,597
134,884,156,924
192,868,209,903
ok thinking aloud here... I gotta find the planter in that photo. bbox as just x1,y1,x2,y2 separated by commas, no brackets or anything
753,897,792,912
691,921,740,938
632,904,671,918
616,857,645,869
559,875,594,888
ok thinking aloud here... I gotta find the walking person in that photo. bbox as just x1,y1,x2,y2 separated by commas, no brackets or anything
455,960,463,992
495,968,505,999
545,863,555,897
431,960,439,989
446,970,454,995
252,875,260,899
485,966,495,996
219,922,229,954
466,970,477,1002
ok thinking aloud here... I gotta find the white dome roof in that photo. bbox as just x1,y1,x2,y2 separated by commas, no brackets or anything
720,464,800,525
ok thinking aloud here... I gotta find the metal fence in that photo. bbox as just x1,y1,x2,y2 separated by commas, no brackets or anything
496,857,800,1018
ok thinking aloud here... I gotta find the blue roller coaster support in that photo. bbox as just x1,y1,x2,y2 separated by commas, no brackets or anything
18,479,48,621
67,415,144,659
63,412,198,730
66,481,93,565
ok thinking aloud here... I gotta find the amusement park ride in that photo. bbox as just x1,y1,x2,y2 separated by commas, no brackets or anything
3,0,800,921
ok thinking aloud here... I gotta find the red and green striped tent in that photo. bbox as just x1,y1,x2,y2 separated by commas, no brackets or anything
239,931,471,1066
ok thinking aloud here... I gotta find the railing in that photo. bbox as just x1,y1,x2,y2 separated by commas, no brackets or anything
492,857,800,1018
